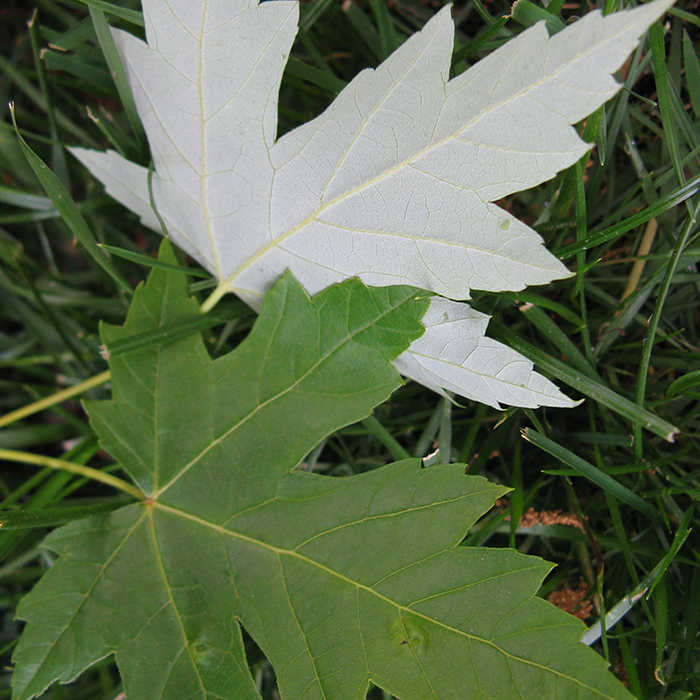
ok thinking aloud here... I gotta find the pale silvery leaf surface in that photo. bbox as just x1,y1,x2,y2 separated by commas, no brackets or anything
71,0,674,408
393,298,576,408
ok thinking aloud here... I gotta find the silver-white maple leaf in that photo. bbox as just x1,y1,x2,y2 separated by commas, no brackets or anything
72,0,673,409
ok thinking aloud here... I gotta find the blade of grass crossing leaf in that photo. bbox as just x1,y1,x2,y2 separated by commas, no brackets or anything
489,321,680,441
90,6,148,149
105,305,252,358
28,10,70,191
10,106,133,296
634,199,700,459
99,245,211,278
521,428,660,520
146,160,171,237
0,501,125,530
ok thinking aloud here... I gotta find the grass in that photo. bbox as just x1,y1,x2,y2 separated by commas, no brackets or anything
0,0,699,698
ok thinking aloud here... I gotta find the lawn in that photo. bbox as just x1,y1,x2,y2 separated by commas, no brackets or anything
0,0,699,698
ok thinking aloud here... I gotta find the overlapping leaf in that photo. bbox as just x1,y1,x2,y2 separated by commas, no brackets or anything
12,243,633,700
71,0,674,408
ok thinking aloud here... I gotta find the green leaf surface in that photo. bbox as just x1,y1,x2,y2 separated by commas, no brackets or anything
12,243,632,700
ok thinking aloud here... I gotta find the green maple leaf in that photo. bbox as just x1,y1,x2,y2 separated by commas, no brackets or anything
12,242,631,700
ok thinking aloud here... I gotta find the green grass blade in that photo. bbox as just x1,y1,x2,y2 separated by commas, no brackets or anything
105,303,250,358
511,0,566,33
519,304,596,379
284,57,346,94
89,6,148,149
299,0,335,32
99,244,211,278
634,200,699,458
557,174,700,258
10,106,133,296
683,29,700,119
72,0,144,27
581,535,689,646
649,22,685,189
489,321,680,442
28,10,70,191
47,16,95,52
667,368,700,398
453,16,509,64
0,185,54,211
0,52,98,147
0,500,126,530
522,429,660,520
361,415,411,461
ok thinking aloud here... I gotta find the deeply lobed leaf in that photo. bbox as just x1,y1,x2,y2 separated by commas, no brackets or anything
69,0,677,407
13,243,633,700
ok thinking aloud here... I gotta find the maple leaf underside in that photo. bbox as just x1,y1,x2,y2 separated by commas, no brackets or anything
70,0,675,408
